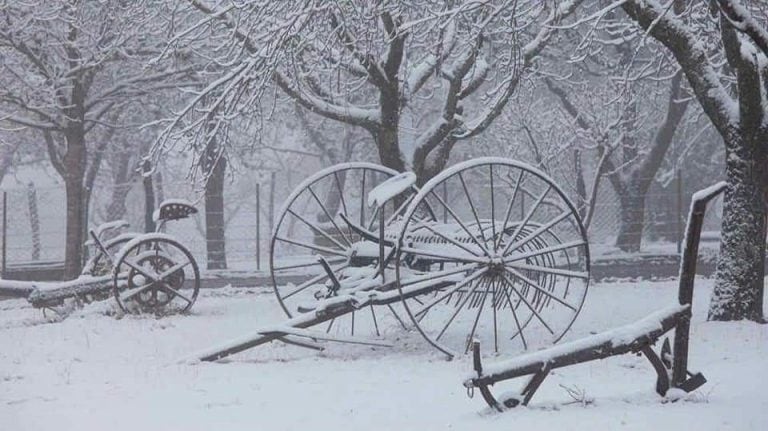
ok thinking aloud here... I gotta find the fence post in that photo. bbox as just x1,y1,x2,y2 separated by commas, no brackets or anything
256,182,261,271
269,171,276,238
2,191,6,278
676,169,683,255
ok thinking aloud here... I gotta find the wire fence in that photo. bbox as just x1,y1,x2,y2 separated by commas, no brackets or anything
0,167,724,277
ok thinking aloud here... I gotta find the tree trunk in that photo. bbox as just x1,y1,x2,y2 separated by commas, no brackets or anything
614,182,650,253
105,152,135,223
141,160,156,233
62,130,87,279
204,149,227,270
709,133,767,321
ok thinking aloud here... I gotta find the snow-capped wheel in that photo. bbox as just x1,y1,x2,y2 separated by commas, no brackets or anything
395,157,590,358
270,163,433,339
112,235,200,314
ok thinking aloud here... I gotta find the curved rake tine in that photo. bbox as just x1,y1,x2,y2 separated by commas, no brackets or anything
370,305,380,337
499,278,527,350
504,267,577,312
399,246,486,265
413,268,489,317
436,275,485,341
500,272,555,335
465,277,493,354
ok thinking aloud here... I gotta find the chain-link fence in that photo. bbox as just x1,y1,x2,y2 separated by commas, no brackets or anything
0,166,724,279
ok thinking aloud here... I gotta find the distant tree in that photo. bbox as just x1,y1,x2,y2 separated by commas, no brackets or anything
0,0,194,277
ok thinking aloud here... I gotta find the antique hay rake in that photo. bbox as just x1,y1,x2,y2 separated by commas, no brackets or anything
463,182,724,411
195,157,590,361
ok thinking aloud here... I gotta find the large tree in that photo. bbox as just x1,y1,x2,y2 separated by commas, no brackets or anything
0,0,194,278
157,0,584,186
620,0,767,321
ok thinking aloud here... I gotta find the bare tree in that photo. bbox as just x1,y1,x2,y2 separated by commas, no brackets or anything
158,0,583,186
620,0,767,321
0,0,194,278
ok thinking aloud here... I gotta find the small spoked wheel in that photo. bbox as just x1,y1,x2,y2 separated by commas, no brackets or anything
270,163,433,340
112,235,200,314
395,158,590,358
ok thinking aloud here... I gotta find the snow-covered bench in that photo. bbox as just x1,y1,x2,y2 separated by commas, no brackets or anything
463,182,726,411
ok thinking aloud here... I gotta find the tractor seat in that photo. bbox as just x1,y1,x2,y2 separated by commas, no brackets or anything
154,199,198,222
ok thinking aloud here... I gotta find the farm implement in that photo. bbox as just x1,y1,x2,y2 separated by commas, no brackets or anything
463,182,724,411
194,157,591,361
0,200,201,317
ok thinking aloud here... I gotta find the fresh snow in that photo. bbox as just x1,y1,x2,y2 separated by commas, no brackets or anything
0,279,766,431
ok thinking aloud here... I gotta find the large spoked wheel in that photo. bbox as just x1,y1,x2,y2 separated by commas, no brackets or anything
270,163,433,340
112,235,200,314
395,158,590,358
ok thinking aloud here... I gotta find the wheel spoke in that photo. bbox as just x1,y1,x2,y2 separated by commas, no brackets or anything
307,185,353,247
287,208,348,251
275,235,348,257
427,189,491,257
413,268,488,317
465,276,493,353
503,210,574,257
119,257,158,284
500,272,555,335
506,262,589,280
334,171,349,216
410,221,484,258
504,240,586,264
159,282,193,305
496,169,525,250
435,275,484,341
119,282,154,303
504,267,577,311
501,184,551,255
458,171,488,247
498,276,528,350
155,260,191,283
272,256,346,272
489,164,496,248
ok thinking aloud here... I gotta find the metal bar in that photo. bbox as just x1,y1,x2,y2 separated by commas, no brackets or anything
2,191,6,278
673,182,725,386
256,183,261,271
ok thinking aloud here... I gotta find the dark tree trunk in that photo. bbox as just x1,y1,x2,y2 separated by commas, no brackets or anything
203,145,227,270
141,160,156,233
614,183,648,253
62,128,87,279
105,151,135,223
374,87,406,173
709,132,767,321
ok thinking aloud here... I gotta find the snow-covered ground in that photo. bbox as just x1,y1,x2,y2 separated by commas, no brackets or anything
1,279,766,431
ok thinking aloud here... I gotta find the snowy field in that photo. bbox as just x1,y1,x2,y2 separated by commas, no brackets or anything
1,279,766,431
